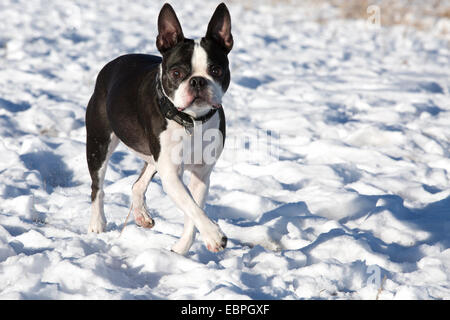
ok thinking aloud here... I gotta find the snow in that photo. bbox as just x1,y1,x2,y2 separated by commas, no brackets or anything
1,0,450,299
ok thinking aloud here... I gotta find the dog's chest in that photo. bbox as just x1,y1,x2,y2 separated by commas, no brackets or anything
158,113,223,166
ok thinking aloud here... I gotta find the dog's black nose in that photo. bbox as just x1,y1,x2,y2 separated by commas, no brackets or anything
189,76,207,90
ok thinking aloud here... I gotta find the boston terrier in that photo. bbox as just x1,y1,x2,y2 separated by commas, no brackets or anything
85,3,233,255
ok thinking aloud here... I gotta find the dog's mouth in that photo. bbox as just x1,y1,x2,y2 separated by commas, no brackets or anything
177,97,222,112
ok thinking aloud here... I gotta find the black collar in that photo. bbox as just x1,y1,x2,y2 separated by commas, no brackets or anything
156,73,217,129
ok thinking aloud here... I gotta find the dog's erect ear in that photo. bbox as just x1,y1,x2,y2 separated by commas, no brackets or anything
205,3,233,54
156,3,184,53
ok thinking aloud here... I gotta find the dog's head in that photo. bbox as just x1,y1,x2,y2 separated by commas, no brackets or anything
156,3,233,117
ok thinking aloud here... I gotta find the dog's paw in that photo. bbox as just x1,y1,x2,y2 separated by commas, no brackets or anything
206,236,227,253
134,207,155,229
88,218,106,233
200,222,227,253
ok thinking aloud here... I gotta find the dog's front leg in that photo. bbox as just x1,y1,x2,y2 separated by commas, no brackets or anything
171,166,213,255
156,161,226,253
171,214,195,255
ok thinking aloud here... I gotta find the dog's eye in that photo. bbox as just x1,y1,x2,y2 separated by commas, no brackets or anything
209,65,223,77
170,68,184,79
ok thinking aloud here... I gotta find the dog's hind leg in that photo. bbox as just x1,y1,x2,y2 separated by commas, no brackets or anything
131,162,157,228
86,132,119,233
86,93,119,233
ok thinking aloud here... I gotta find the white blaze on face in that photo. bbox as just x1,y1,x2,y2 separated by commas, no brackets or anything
172,40,223,116
191,40,211,80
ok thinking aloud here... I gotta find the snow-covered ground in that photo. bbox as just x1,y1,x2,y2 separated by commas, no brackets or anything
1,0,450,299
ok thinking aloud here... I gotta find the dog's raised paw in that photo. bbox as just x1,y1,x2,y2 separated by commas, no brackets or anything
206,240,226,252
203,226,228,253
207,236,228,252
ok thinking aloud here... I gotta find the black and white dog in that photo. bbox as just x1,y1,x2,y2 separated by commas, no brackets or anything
85,3,233,255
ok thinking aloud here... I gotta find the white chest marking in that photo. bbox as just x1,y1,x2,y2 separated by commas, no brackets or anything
158,113,223,167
